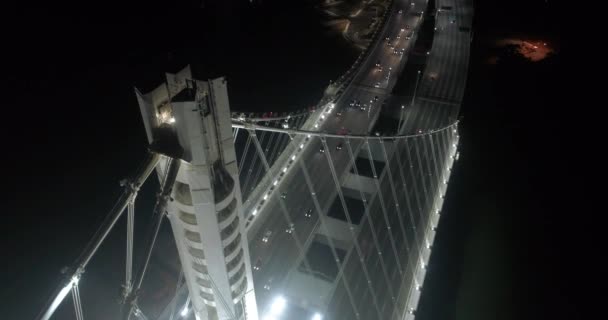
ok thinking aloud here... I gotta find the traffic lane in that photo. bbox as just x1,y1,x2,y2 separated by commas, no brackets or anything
359,19,421,89
251,0,420,304
252,167,337,300
250,124,368,294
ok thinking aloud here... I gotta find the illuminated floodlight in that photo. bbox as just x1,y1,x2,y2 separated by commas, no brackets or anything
180,305,189,317
307,134,311,138
269,296,287,315
321,115,325,120
282,167,287,173
314,124,319,128
300,143,304,149
169,117,176,124
263,194,268,200
252,209,258,216
273,180,278,186
312,313,323,320
282,123,289,129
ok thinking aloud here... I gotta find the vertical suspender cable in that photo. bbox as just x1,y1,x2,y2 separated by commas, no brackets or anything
322,136,383,320
297,147,362,319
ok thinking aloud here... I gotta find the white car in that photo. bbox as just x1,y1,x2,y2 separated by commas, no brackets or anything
264,278,273,290
304,209,313,218
262,230,273,243
286,223,295,234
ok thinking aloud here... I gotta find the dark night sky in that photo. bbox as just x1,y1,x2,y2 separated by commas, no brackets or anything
1,1,581,319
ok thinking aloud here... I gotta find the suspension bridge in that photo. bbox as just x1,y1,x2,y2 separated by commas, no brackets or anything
34,0,473,319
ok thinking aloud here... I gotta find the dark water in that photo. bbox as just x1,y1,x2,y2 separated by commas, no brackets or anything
416,1,577,320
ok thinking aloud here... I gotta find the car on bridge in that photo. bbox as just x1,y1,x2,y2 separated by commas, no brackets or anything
254,258,262,271
336,143,343,151
262,230,273,243
319,146,325,153
280,192,287,199
264,277,273,290
286,223,295,234
304,209,313,218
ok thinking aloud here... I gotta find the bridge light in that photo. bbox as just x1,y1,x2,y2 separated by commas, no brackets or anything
263,194,268,200
252,209,258,216
300,143,304,149
315,124,319,128
169,117,176,124
312,313,323,320
268,296,286,316
180,305,189,317
283,167,287,173
273,180,278,186
321,115,325,119
292,155,296,161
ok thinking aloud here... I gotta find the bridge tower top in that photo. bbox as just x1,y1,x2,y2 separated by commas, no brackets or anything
135,66,258,320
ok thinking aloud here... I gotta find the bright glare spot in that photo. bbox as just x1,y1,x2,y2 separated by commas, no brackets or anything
273,180,278,186
315,124,319,128
252,209,258,216
321,115,325,119
169,117,176,124
312,313,323,320
263,194,268,200
269,296,287,315
180,305,188,317
283,167,287,173
300,144,304,149
292,155,296,161
307,134,311,138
